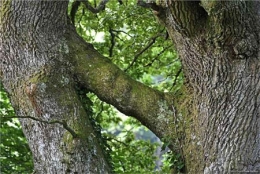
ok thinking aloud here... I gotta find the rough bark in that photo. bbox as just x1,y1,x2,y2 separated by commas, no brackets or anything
0,0,175,173
64,27,175,140
0,1,112,173
153,0,260,173
1,0,260,174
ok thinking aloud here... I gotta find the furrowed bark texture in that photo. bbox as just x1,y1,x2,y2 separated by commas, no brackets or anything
1,1,112,173
154,1,260,173
64,28,175,141
2,0,259,173
0,0,175,173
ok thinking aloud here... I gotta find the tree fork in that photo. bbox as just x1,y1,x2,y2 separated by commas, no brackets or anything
150,1,260,173
65,26,179,143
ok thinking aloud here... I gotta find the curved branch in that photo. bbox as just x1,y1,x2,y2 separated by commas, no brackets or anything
108,28,115,57
124,33,164,72
3,116,78,138
170,67,182,91
144,44,172,67
137,0,160,11
111,29,133,38
70,1,81,24
65,27,176,139
82,0,109,14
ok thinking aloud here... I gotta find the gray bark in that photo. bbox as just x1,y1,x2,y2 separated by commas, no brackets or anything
154,1,260,173
1,0,260,173
1,0,174,173
1,1,111,173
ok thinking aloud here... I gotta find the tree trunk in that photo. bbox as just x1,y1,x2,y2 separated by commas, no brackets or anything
154,1,260,173
1,1,112,173
1,0,260,174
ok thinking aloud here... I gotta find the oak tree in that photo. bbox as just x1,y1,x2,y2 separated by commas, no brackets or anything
1,0,259,173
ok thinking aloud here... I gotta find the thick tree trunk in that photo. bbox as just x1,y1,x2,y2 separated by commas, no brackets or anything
0,1,111,173
1,0,174,173
154,1,260,173
1,0,260,174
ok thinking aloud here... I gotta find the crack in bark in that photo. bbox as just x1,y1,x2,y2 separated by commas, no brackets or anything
2,116,79,138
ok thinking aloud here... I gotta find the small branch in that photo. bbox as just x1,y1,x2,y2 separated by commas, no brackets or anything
136,0,160,11
109,28,115,57
95,101,104,120
2,116,78,138
111,29,132,38
70,0,81,24
105,136,127,172
118,0,123,5
124,33,163,72
106,136,129,147
82,0,109,14
170,67,183,91
144,44,172,67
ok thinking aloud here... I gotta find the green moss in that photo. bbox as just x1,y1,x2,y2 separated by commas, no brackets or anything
0,0,11,24
200,0,217,15
169,87,206,173
62,132,75,151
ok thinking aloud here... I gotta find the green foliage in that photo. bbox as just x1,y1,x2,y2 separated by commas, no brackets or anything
70,0,184,172
0,83,34,173
88,93,163,173
160,137,185,173
106,127,159,173
68,0,184,172
70,0,183,92
161,151,185,173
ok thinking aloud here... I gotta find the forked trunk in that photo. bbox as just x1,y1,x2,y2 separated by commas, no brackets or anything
156,1,260,173
1,0,260,173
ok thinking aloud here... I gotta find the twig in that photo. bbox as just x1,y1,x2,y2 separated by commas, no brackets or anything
124,33,164,72
109,28,115,57
136,0,160,11
95,101,104,120
82,0,109,13
70,1,81,24
2,115,78,138
170,67,183,91
144,44,172,67
110,29,132,38
106,136,129,147
105,136,127,172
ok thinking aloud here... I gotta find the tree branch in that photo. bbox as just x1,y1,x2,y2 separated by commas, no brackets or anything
108,28,115,57
110,29,132,38
144,44,172,67
124,33,164,72
136,0,160,12
82,0,109,14
2,115,78,138
170,67,182,91
66,28,176,140
106,136,129,147
70,1,81,24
